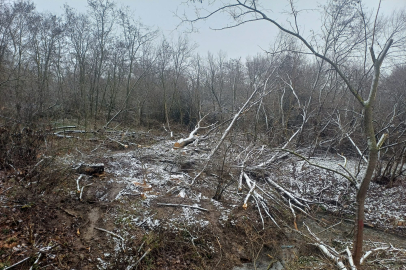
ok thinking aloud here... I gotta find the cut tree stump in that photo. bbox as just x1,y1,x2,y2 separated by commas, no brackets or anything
76,164,104,176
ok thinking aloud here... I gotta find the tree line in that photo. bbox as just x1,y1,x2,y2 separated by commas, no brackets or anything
0,0,405,155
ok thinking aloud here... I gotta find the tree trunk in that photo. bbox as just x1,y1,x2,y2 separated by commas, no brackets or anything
352,39,393,266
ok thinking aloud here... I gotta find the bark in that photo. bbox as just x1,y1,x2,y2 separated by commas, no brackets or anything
352,40,393,267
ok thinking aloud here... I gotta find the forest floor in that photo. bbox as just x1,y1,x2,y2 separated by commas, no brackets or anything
1,128,406,270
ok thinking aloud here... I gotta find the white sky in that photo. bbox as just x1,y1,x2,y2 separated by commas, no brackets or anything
32,0,406,60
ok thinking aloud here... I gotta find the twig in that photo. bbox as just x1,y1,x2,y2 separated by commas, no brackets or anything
0,186,12,195
215,237,222,269
137,241,145,254
156,203,209,212
94,227,125,242
134,248,151,267
60,207,79,218
3,257,30,270
29,253,42,270
20,159,44,182
316,220,342,235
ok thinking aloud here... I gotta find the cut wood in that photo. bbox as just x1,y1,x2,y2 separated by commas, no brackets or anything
76,164,104,176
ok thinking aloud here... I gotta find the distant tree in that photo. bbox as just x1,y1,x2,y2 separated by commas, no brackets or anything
87,0,117,126
29,12,64,117
64,5,93,126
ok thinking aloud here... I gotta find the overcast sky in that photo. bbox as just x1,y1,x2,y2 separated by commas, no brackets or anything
32,0,406,60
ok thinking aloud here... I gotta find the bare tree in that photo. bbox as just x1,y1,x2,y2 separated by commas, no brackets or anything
87,0,117,126
29,12,64,117
8,0,36,120
64,6,93,127
118,7,157,123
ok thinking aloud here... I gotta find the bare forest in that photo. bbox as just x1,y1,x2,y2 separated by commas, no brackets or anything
1,0,406,269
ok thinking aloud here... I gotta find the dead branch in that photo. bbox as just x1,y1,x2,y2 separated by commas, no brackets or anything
134,248,151,267
0,186,12,195
316,244,347,270
238,167,244,191
252,193,265,229
360,245,406,265
20,159,44,182
156,203,209,212
51,126,77,131
242,181,256,210
288,199,298,230
304,223,347,270
173,113,213,149
3,257,30,270
346,133,368,163
94,227,125,242
53,129,87,138
266,178,308,209
278,148,359,189
346,247,357,270
244,173,280,228
29,253,42,270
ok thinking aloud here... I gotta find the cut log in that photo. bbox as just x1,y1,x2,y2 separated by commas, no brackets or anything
76,164,104,176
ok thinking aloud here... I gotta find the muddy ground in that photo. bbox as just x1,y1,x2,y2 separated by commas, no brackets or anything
1,129,406,269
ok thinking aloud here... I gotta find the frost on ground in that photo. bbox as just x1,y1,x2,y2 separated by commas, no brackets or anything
269,153,406,234
102,145,243,230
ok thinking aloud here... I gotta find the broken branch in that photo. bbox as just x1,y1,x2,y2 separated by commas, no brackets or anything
94,227,125,242
3,257,30,270
156,203,209,212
